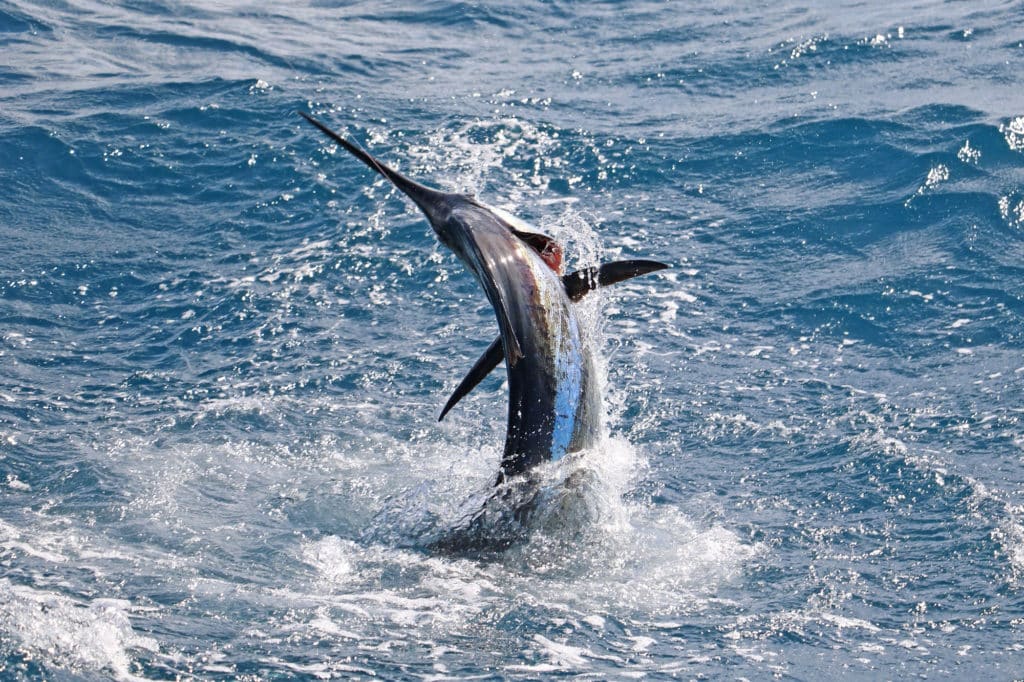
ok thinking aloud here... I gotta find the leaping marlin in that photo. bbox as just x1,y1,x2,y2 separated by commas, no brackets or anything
300,113,667,484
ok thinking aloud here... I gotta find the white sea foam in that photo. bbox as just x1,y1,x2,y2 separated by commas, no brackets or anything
1001,116,1024,151
0,580,157,681
300,535,356,584
221,430,760,678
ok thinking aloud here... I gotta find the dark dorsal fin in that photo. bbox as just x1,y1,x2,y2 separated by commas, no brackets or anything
438,259,670,421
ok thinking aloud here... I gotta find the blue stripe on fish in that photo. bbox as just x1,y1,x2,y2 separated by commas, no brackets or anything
551,311,583,461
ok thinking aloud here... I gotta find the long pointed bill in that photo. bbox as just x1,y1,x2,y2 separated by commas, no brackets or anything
301,111,526,364
300,112,448,222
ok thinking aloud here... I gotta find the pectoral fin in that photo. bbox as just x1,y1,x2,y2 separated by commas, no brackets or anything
438,337,503,422
562,259,669,301
438,259,669,420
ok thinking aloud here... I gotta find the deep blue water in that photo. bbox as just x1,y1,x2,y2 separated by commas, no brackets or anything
2,0,1024,678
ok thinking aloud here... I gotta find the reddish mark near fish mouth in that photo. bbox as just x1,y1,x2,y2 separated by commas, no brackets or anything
515,230,565,275
539,240,564,274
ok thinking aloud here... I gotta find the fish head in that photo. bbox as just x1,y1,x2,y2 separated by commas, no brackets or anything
299,112,567,364
422,197,566,367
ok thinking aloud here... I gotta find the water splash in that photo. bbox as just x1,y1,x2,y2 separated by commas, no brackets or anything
0,580,158,681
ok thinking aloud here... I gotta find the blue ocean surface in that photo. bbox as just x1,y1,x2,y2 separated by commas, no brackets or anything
2,0,1024,678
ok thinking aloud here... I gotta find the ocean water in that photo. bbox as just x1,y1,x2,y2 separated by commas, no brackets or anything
2,0,1024,678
